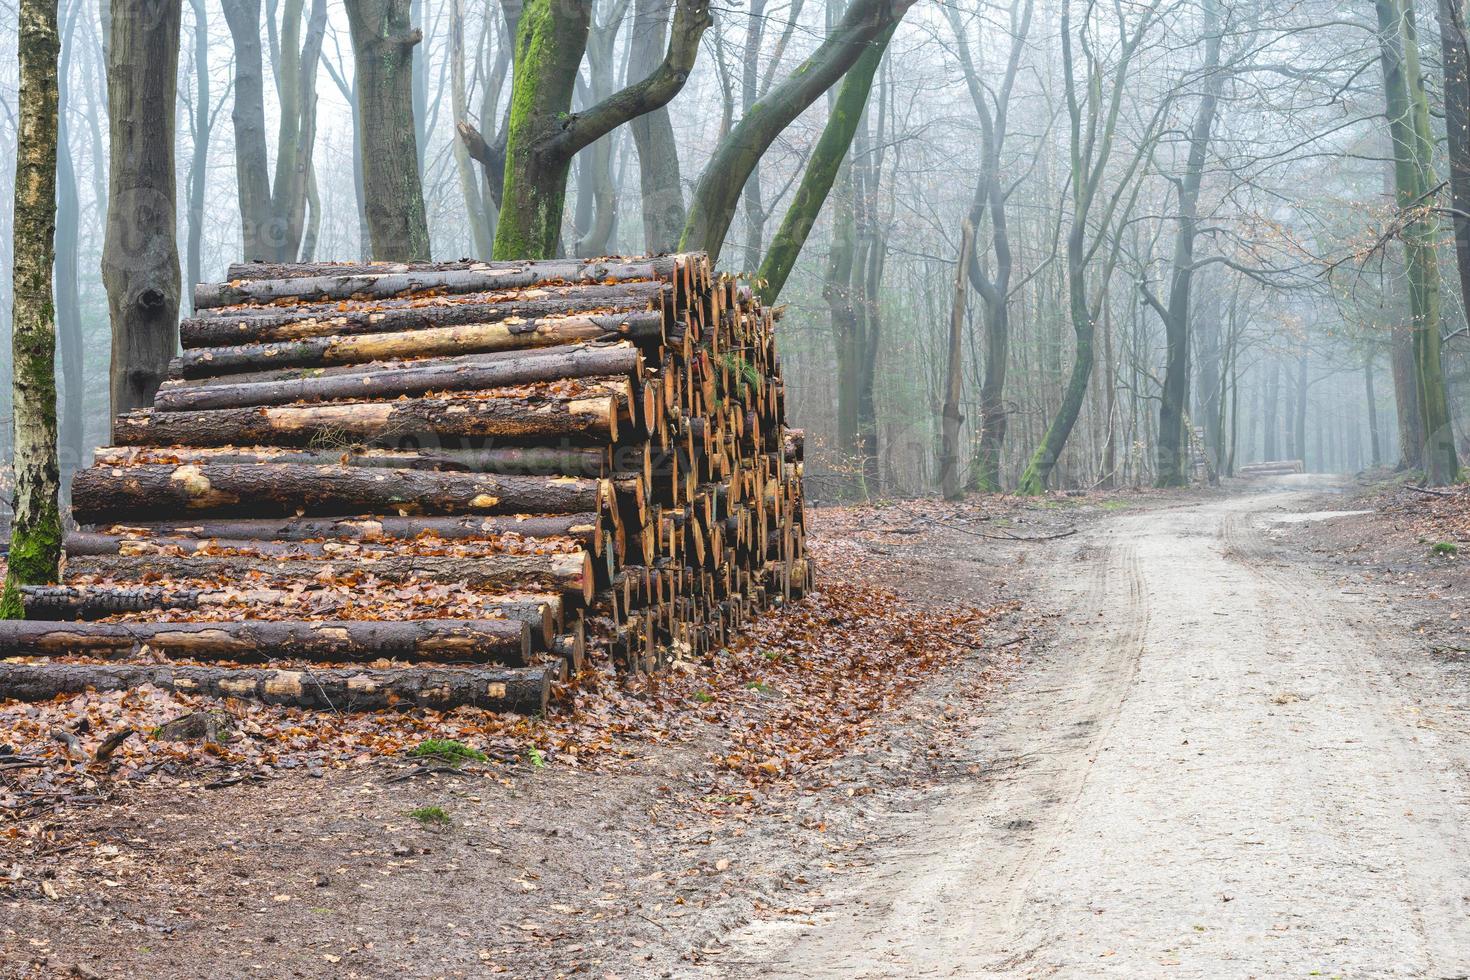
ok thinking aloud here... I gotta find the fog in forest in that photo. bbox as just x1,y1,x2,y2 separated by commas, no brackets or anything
0,0,1466,502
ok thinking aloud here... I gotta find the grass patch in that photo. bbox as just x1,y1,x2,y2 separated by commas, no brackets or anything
408,805,450,826
408,739,487,766
525,747,547,768
1432,541,1460,556
1098,499,1131,511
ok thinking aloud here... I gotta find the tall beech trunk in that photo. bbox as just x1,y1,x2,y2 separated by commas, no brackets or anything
1150,0,1222,487
757,24,895,303
947,0,1031,491
1438,0,1470,358
493,0,709,260
449,0,492,257
55,0,85,477
3,0,63,617
628,0,686,251
681,0,915,263
1376,0,1461,483
102,0,183,425
346,0,431,261
184,0,208,308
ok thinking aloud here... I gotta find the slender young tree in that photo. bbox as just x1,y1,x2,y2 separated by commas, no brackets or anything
1146,0,1224,487
628,0,687,250
346,0,432,261
757,22,896,302
102,0,183,423
3,0,63,616
682,0,916,262
947,0,1032,492
939,213,977,499
55,0,85,475
222,0,326,262
1018,0,1165,493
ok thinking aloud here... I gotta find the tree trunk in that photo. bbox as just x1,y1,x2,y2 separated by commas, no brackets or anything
938,214,975,500
628,0,685,251
2,0,63,617
0,662,555,713
1152,0,1222,487
184,0,208,307
449,0,493,257
102,0,183,426
55,0,86,479
346,0,431,261
1376,0,1461,483
1365,351,1383,467
1263,359,1280,460
681,0,915,263
757,24,894,303
493,0,708,259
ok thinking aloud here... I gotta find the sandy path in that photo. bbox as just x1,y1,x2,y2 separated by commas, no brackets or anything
696,490,1470,978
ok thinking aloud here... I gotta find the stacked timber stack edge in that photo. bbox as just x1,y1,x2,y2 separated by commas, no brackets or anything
0,254,809,715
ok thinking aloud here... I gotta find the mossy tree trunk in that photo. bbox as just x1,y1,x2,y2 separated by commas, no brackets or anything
346,0,431,262
681,0,915,264
3,0,63,617
101,0,182,426
1375,0,1461,484
756,23,894,304
492,0,710,260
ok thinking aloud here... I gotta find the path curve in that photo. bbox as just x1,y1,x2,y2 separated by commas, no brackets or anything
696,490,1470,978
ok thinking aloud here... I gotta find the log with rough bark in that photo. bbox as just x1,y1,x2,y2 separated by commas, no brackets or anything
0,661,554,713
182,281,671,347
94,445,614,478
156,344,644,412
112,390,621,448
194,256,684,309
0,618,530,664
86,512,603,549
176,312,664,378
67,552,596,603
22,585,202,620
72,462,606,521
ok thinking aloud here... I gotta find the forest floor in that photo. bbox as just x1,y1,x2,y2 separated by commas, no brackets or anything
2,476,1469,978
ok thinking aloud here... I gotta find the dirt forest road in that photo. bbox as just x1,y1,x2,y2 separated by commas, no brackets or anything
703,487,1470,978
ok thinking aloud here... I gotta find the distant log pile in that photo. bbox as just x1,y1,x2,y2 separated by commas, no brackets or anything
0,254,809,714
1237,459,1305,478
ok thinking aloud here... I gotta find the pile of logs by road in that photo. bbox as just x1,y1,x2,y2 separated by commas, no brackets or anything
0,254,809,715
1238,459,1305,479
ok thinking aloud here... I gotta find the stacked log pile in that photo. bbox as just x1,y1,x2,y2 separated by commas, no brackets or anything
0,254,809,715
1237,459,1305,478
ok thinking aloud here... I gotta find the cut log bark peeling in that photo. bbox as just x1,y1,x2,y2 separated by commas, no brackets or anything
0,662,554,713
72,462,607,521
0,618,531,664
